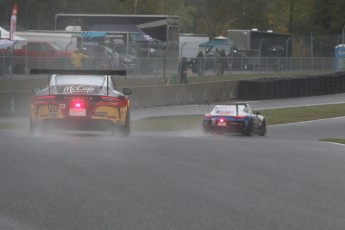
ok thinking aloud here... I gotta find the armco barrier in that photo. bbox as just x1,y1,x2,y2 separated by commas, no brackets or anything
0,80,239,116
2,73,345,116
238,72,345,100
129,81,238,108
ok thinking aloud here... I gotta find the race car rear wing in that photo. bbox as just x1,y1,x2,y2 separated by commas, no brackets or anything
30,69,126,77
30,69,127,96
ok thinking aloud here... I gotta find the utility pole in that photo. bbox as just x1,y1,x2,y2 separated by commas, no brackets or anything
134,0,138,14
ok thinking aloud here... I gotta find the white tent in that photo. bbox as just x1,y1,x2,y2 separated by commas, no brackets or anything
0,27,27,76
0,39,14,49
0,26,26,41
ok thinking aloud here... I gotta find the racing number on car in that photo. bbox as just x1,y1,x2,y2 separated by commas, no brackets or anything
48,104,58,112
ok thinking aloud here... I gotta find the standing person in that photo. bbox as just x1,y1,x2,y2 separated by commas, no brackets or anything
217,49,226,75
178,57,188,83
71,49,89,69
4,48,13,79
196,51,204,76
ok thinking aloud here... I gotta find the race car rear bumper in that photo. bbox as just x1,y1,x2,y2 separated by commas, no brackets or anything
203,120,246,133
36,117,124,131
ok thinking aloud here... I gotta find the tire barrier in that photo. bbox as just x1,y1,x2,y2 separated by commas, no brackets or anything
238,72,345,100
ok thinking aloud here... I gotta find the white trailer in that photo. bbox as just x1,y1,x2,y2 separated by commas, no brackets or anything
179,34,209,59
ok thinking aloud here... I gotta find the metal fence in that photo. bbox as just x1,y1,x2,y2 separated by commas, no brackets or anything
0,54,337,80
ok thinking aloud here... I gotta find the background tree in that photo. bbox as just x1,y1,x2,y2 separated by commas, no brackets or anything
0,0,344,38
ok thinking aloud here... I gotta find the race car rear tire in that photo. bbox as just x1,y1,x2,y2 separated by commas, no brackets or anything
113,111,130,137
242,120,253,136
120,119,130,137
259,120,267,136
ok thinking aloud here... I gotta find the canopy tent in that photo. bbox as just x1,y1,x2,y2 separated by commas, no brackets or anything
0,27,27,76
0,26,26,42
79,31,106,41
0,39,14,49
199,36,233,49
0,26,26,49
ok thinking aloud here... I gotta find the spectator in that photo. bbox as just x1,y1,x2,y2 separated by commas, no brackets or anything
2,48,13,78
178,57,188,83
196,51,204,76
71,49,89,69
217,49,227,75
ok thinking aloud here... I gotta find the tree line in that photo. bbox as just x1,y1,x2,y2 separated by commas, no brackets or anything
0,0,344,38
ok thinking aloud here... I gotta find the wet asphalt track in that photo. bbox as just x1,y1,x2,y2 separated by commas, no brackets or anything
0,94,345,230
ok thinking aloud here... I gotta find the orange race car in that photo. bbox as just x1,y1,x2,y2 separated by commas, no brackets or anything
30,69,132,136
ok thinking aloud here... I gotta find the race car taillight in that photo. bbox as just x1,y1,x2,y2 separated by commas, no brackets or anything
36,95,56,101
71,100,85,108
100,96,123,102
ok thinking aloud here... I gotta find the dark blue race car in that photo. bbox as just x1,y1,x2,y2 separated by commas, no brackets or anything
202,103,267,136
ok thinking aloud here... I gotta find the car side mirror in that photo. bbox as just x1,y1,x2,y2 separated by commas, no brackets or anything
122,88,132,95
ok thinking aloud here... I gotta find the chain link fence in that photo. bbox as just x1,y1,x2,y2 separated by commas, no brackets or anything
1,33,343,79
0,54,337,80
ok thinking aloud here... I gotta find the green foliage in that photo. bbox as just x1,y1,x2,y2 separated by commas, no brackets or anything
0,0,344,36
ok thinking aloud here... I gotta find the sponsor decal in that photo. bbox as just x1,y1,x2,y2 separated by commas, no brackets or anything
63,85,95,94
49,112,58,117
94,112,107,117
48,104,58,111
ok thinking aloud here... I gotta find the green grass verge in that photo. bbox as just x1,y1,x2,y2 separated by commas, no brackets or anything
258,103,345,125
319,138,345,145
131,103,345,131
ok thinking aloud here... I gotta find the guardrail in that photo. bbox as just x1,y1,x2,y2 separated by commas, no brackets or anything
1,72,345,116
0,80,239,116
